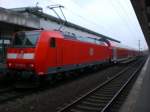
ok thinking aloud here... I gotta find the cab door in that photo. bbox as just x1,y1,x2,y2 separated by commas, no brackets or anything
48,37,63,67
47,37,57,67
56,38,63,66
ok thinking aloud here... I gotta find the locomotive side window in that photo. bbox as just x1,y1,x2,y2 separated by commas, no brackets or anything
50,38,56,48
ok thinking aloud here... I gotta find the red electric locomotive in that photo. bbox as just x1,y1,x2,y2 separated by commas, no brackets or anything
6,30,112,78
6,30,138,80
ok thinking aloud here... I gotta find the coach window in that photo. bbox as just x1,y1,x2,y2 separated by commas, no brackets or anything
50,37,56,48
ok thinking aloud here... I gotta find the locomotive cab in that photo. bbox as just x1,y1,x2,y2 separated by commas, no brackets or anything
6,30,63,77
7,31,40,73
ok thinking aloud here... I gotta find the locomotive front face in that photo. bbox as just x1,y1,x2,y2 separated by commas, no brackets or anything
6,31,40,71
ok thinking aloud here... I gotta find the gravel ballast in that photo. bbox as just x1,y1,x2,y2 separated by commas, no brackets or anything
0,65,125,112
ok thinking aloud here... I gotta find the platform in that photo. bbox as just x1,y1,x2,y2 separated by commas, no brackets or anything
120,55,150,112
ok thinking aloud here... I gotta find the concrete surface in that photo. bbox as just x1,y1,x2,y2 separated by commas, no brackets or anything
133,56,150,112
120,56,150,112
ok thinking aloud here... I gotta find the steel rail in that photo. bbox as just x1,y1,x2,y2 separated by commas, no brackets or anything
101,59,145,112
58,58,145,112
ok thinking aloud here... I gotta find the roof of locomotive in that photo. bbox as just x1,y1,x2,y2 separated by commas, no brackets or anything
10,7,120,43
14,30,137,50
17,30,110,46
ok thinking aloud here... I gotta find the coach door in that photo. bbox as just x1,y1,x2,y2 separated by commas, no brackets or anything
112,47,117,61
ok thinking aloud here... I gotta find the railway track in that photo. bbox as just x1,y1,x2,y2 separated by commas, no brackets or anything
0,64,126,104
0,87,35,104
0,79,40,104
0,57,144,106
58,57,146,112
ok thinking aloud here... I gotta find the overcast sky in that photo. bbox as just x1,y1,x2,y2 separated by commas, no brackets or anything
0,0,148,50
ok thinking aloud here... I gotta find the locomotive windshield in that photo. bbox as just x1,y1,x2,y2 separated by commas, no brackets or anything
13,31,40,47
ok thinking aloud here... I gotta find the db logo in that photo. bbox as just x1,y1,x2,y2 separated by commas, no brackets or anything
89,48,94,56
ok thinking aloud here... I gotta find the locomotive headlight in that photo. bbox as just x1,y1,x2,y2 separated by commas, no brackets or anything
8,63,12,67
38,72,44,75
29,64,34,68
